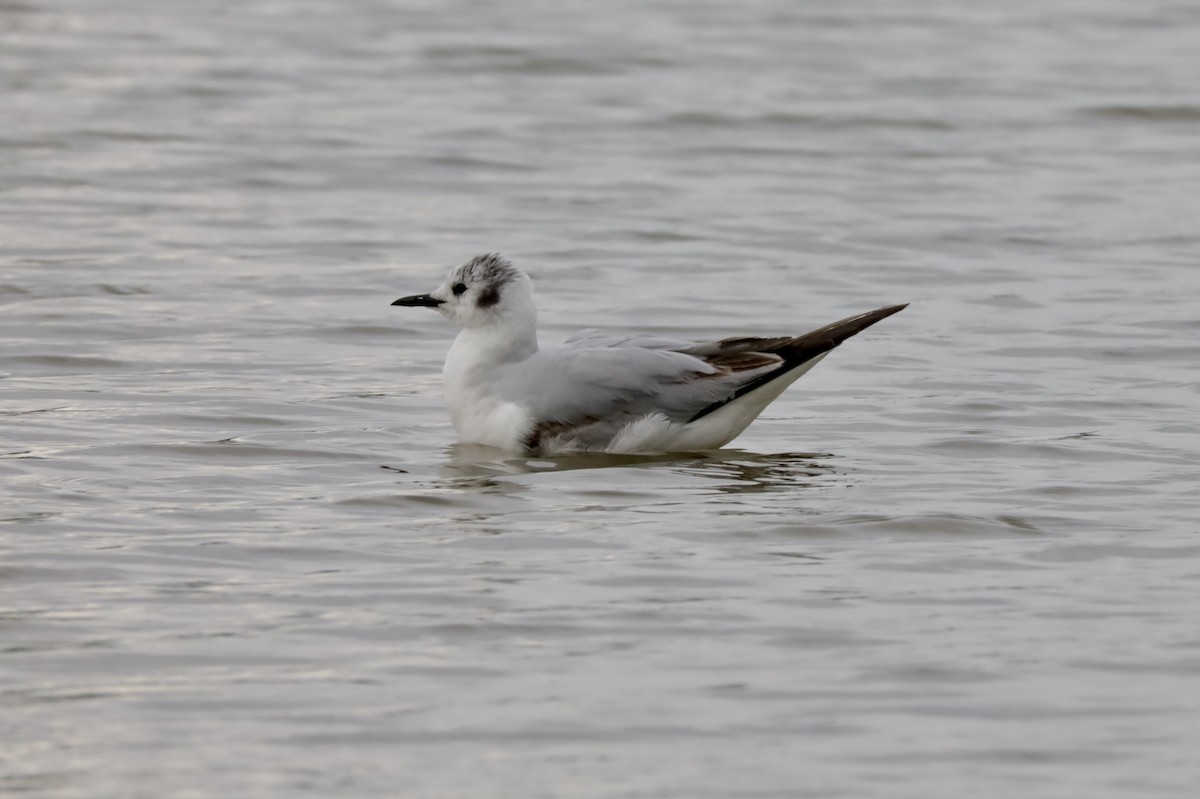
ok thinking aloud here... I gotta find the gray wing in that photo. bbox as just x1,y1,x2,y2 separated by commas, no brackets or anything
516,304,908,447
495,345,779,449
563,328,694,350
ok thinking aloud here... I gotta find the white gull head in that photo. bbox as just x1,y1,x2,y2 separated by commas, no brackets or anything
393,253,534,333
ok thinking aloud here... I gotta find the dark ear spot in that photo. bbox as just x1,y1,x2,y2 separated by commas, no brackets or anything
477,284,501,308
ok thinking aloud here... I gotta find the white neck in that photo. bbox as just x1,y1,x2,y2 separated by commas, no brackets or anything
448,318,538,368
443,302,539,391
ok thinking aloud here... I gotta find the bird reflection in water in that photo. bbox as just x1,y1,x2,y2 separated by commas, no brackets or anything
438,443,839,495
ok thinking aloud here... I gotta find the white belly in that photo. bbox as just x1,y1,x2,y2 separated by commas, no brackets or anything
444,384,531,450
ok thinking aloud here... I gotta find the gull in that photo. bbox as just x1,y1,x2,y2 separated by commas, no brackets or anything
392,253,905,455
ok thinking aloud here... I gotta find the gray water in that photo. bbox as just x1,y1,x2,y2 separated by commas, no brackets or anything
4,1,1200,796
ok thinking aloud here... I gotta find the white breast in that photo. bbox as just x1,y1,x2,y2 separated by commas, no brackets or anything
445,390,530,450
442,333,533,450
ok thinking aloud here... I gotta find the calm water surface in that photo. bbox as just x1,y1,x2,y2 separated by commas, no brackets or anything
3,1,1200,796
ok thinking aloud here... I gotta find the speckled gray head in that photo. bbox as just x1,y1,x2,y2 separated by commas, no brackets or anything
391,253,535,330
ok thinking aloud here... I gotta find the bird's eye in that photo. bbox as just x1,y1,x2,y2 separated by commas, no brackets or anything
452,282,468,296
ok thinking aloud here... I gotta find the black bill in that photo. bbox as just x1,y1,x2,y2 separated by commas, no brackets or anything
391,294,444,307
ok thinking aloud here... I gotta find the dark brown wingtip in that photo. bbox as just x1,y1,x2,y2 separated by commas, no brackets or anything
792,302,907,351
686,303,907,423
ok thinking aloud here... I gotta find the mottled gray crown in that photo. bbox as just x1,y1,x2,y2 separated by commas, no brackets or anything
460,253,520,287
